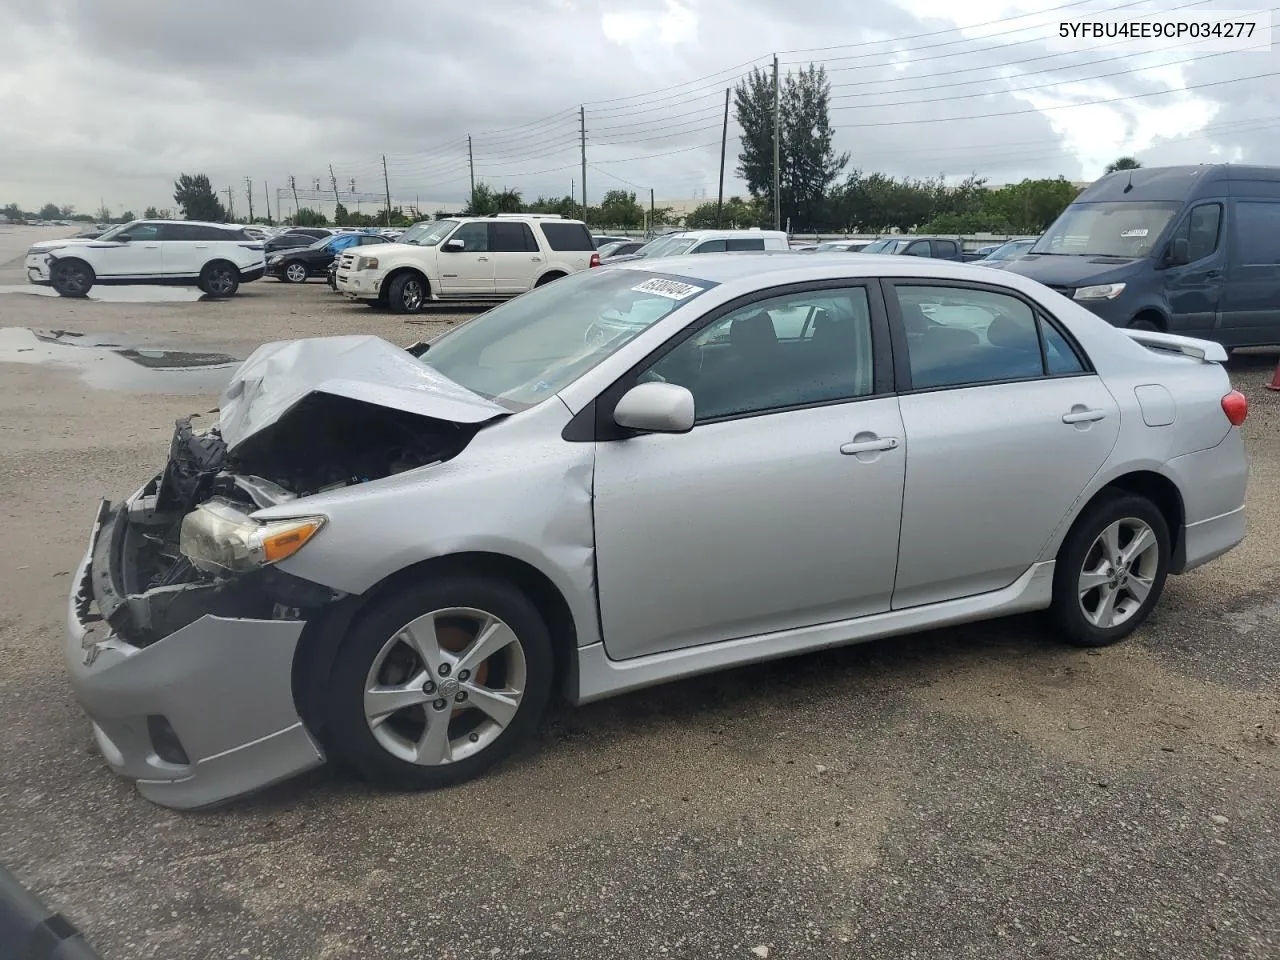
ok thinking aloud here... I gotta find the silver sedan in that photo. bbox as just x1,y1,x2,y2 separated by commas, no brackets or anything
66,254,1249,808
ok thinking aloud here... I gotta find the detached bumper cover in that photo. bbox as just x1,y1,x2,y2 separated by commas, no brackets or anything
65,501,324,810
25,253,51,283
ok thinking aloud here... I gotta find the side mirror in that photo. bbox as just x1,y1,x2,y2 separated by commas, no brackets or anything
115,234,132,242
1166,236,1190,266
613,382,695,434
443,239,465,252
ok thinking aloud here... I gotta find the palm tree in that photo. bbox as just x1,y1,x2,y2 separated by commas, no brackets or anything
1105,156,1142,174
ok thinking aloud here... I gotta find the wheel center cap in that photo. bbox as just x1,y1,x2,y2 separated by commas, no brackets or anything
438,677,460,699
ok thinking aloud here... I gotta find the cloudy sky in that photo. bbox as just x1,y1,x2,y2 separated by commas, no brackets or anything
1,0,1276,218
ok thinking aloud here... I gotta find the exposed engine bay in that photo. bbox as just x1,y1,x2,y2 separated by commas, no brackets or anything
90,391,484,647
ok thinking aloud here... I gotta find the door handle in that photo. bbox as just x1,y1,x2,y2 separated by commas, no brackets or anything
1205,269,1221,278
531,256,542,262
1062,408,1106,424
477,256,489,261
194,244,209,249
840,436,899,455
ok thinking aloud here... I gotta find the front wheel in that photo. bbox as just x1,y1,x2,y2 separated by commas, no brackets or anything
283,261,308,283
50,259,94,298
387,272,428,314
325,576,554,791
1049,493,1170,647
199,261,240,298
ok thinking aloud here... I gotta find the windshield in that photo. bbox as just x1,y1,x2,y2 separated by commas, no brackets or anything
861,238,910,254
419,268,711,408
985,239,1036,261
96,220,142,242
1032,202,1181,258
397,220,458,246
634,235,696,258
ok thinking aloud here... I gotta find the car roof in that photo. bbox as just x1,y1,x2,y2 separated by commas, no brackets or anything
610,250,1052,294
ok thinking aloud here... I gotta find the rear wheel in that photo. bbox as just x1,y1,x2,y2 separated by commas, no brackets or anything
1049,493,1170,647
1127,315,1161,332
50,259,94,298
283,261,308,283
535,271,566,287
325,576,554,791
199,261,240,298
387,272,428,314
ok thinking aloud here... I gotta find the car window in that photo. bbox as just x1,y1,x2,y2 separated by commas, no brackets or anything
1232,201,1280,267
450,222,489,252
158,224,197,241
1170,203,1222,262
725,238,766,251
637,287,875,422
359,235,389,245
490,222,538,253
932,239,958,257
121,222,162,242
694,239,727,253
904,241,931,257
895,284,1087,389
540,221,595,251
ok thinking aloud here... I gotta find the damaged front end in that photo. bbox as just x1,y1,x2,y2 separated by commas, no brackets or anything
67,335,504,808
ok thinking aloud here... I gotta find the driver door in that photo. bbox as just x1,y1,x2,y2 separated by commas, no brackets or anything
95,221,164,279
439,222,496,296
591,283,906,660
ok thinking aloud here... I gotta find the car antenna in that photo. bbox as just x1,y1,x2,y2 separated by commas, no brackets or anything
1123,170,1134,193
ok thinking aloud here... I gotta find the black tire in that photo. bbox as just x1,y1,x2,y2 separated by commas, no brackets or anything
199,261,240,298
535,272,566,287
1049,492,1170,647
1127,316,1161,332
282,261,309,284
325,575,554,791
387,272,428,314
49,258,94,298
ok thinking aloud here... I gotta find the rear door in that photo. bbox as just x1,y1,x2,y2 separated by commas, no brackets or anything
886,280,1120,608
438,222,495,296
1219,198,1280,344
903,240,932,258
488,221,541,294
930,239,961,260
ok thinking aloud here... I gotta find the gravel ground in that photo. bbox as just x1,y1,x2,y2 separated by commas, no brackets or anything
0,226,1277,960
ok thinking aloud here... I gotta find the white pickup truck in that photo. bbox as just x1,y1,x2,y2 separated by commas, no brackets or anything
334,214,599,313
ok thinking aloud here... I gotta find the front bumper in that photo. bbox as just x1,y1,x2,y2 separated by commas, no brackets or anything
335,270,383,298
65,499,324,810
25,253,51,284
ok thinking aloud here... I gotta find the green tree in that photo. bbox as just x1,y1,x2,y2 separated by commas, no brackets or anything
292,208,328,227
1105,156,1141,174
173,173,227,221
734,63,847,230
38,203,61,220
95,203,112,223
597,190,644,228
59,205,75,218
528,195,579,218
683,196,763,229
143,206,160,219
333,202,349,226
1,203,22,221
983,177,1079,233
117,210,136,223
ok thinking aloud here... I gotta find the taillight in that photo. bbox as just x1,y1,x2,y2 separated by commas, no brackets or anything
589,253,601,268
1221,389,1248,426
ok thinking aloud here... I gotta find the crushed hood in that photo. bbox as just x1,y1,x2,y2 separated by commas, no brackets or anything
217,335,507,451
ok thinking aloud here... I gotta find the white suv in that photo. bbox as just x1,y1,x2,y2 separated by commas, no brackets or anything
25,220,267,299
335,214,599,314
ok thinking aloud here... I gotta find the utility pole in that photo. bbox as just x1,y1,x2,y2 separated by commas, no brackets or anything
244,177,254,222
381,154,392,227
650,188,655,232
717,87,730,228
264,181,272,225
467,136,475,197
328,163,342,223
579,105,588,221
289,176,299,217
772,54,781,232
225,187,235,220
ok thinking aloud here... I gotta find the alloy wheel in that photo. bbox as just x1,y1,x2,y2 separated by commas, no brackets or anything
285,263,307,283
363,607,527,766
401,279,424,311
206,268,235,296
1077,517,1161,629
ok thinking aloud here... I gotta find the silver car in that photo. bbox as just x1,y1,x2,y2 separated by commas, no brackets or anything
66,254,1249,809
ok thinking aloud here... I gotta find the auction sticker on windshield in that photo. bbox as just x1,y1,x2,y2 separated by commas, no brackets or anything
631,277,705,300
1121,229,1149,238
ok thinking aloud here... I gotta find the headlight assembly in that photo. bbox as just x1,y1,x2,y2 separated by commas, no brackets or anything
179,499,325,574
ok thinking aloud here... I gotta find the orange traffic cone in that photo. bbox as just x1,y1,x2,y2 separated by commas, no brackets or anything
1269,357,1280,391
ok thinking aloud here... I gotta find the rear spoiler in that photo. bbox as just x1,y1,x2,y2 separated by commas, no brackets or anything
1122,328,1229,363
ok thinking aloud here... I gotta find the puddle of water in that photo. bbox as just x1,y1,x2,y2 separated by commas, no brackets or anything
0,327,240,392
0,284,206,303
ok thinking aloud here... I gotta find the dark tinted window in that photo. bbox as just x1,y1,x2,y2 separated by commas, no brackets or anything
694,239,727,253
904,240,931,257
725,237,766,251
931,239,959,257
158,223,201,241
1232,201,1280,267
490,221,538,252
895,285,1085,389
1167,203,1221,263
450,222,489,252
359,234,391,245
540,221,594,251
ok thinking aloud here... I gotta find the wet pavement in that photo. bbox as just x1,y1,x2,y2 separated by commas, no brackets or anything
0,327,240,392
0,284,208,303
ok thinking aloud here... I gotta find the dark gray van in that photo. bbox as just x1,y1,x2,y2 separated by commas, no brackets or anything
1003,164,1280,347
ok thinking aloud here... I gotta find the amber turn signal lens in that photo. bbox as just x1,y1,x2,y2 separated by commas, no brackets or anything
258,518,325,564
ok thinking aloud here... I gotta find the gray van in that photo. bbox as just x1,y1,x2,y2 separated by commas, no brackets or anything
1003,164,1280,347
